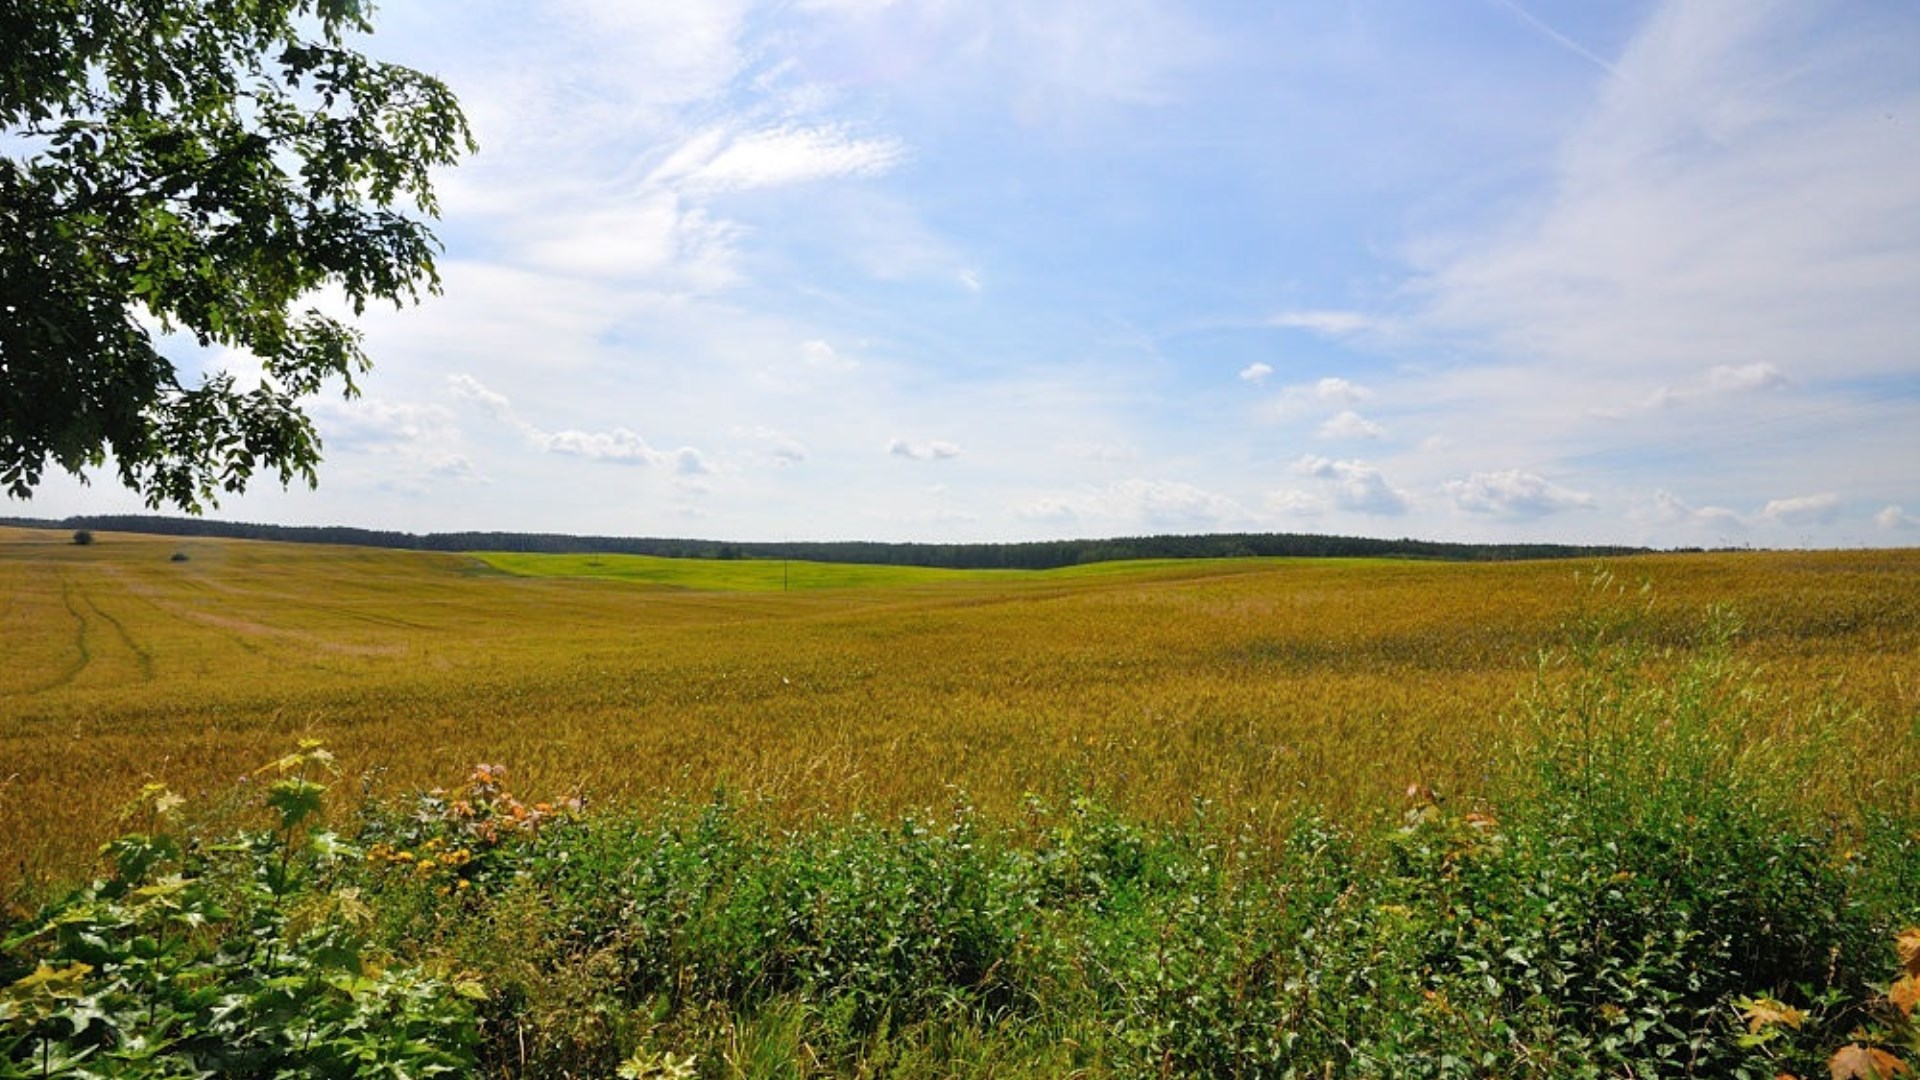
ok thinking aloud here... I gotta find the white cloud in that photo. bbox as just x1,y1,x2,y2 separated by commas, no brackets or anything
800,339,860,373
1707,363,1789,393
1648,489,1745,532
1444,470,1595,518
1875,505,1917,530
447,374,516,422
1269,310,1374,336
518,193,742,286
1269,376,1374,419
1412,3,1920,384
888,438,961,461
1645,361,1790,409
1291,456,1408,516
735,425,808,465
656,124,908,193
998,3,1222,114
427,455,484,481
1759,492,1842,527
1317,410,1385,440
1310,377,1372,403
305,395,488,489
310,398,457,453
1238,362,1273,383
452,374,707,471
1266,489,1327,516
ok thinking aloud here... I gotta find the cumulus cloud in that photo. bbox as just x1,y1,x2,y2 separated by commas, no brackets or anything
1758,492,1842,526
310,397,458,453
1305,377,1372,403
800,339,860,373
1317,410,1385,440
888,438,961,461
451,374,707,470
1648,489,1745,532
1269,376,1374,419
427,455,484,481
446,375,513,420
1292,455,1408,515
1876,505,1918,530
307,395,487,487
1238,362,1273,383
1443,470,1595,518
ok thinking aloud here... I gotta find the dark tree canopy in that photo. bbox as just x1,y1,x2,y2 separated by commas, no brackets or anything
1,0,472,511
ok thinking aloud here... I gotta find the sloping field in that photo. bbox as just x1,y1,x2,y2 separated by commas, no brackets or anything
3,525,1916,893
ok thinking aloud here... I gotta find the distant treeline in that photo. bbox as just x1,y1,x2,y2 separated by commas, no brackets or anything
3,514,1653,568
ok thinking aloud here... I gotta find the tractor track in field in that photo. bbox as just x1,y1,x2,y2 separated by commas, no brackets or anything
79,587,155,682
32,574,92,693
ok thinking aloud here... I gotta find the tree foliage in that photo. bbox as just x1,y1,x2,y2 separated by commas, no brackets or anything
1,0,472,510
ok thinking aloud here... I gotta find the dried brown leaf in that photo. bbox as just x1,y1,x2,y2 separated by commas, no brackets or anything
1830,1045,1910,1080
1897,928,1920,978
1890,975,1920,1018
1741,996,1807,1033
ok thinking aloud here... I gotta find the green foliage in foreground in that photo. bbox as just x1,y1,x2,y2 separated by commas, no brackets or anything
5,634,1918,1078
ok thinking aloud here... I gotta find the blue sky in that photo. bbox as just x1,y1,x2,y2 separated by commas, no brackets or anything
28,0,1920,546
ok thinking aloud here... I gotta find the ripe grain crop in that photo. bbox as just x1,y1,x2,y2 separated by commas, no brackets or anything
3,526,1916,897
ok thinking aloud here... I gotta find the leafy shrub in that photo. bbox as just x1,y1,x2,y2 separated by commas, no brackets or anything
0,744,483,1078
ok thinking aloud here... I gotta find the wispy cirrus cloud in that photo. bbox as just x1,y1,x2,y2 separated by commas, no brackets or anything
1411,3,1920,386
1641,362,1790,411
652,124,908,193
1268,310,1375,337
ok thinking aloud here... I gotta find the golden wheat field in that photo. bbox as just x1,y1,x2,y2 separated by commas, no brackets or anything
2,524,1917,894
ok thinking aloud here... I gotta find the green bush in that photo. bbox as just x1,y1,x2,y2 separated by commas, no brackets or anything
1,744,482,1078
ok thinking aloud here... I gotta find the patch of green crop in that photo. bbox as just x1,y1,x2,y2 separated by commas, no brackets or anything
470,551,1024,591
